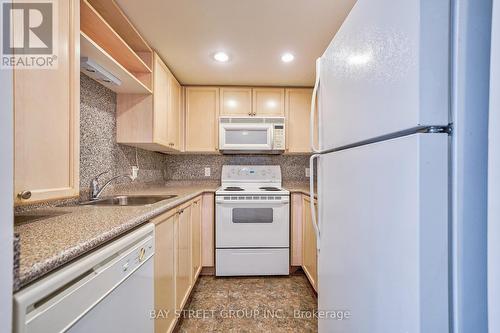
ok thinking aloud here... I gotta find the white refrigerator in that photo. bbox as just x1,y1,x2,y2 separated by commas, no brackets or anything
310,0,451,332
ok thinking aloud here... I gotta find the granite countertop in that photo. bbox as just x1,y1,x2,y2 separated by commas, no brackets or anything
14,181,218,291
13,180,313,292
283,181,316,197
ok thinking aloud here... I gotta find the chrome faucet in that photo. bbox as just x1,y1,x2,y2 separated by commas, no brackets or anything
89,170,133,200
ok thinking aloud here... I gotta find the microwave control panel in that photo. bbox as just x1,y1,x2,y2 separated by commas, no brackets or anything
273,125,285,150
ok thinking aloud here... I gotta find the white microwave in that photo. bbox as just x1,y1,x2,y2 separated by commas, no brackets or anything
219,117,285,153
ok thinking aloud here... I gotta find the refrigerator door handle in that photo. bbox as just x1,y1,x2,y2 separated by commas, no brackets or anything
309,154,321,250
311,57,321,153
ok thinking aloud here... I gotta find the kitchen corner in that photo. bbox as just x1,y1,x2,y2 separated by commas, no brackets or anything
13,75,312,292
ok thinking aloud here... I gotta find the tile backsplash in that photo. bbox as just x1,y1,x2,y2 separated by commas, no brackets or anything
165,154,310,181
81,74,309,192
80,74,167,197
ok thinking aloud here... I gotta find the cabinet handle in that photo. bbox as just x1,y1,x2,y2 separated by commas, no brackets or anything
248,112,252,116
18,190,32,200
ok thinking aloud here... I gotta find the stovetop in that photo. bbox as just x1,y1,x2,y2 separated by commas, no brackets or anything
217,165,289,196
216,185,289,196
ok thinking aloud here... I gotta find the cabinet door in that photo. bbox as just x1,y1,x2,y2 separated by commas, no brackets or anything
167,74,181,149
176,204,192,310
302,195,318,291
153,53,170,146
220,87,252,116
286,88,315,153
252,88,285,116
14,0,80,204
185,87,219,152
291,193,304,266
153,211,176,333
191,197,202,281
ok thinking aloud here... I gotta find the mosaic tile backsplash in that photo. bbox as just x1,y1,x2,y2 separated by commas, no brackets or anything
16,76,309,213
165,154,310,181
80,74,167,197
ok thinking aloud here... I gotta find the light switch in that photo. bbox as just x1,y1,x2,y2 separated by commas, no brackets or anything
204,167,211,177
305,168,310,178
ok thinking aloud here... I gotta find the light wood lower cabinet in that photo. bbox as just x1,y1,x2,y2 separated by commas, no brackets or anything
153,195,203,333
191,197,202,280
176,202,192,311
14,0,80,204
153,210,176,333
302,195,318,291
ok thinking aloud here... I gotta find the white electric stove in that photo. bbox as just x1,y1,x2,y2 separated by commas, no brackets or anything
215,165,290,276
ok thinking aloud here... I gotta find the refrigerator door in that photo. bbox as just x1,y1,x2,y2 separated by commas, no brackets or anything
317,0,449,150
317,133,448,333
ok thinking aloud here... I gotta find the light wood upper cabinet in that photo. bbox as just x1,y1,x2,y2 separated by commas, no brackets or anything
14,0,80,204
117,53,181,152
191,197,202,281
302,195,318,292
252,88,285,116
185,87,220,152
169,77,182,150
220,87,252,116
152,54,170,146
285,88,316,153
176,203,192,311
152,210,176,333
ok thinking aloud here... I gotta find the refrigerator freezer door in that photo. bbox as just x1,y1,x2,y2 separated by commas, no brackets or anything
318,0,449,150
317,133,448,333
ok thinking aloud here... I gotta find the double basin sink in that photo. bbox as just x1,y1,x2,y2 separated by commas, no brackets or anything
79,195,177,206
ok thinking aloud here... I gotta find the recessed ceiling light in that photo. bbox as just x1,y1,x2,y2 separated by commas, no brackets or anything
213,52,229,62
281,53,295,63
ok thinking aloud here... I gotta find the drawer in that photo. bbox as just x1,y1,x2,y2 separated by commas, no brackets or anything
216,248,289,276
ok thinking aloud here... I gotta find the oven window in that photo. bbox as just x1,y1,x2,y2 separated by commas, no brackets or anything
225,129,268,145
232,208,273,223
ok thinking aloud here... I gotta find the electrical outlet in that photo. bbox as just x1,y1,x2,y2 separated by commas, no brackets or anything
305,168,310,178
204,167,211,177
131,166,139,180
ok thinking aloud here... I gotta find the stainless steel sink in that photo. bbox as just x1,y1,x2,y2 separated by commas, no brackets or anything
79,195,177,206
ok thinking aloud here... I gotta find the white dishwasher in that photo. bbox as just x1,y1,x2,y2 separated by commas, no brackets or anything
13,223,155,333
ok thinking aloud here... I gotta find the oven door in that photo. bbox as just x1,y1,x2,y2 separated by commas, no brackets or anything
216,196,289,248
219,123,273,151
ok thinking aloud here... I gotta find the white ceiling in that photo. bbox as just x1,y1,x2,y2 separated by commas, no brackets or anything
116,0,356,86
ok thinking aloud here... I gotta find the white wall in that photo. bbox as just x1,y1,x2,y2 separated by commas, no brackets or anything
488,1,500,332
0,40,14,333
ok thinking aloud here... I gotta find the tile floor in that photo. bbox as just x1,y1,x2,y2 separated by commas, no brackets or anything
174,273,318,333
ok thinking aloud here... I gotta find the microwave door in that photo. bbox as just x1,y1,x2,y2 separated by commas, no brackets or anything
220,124,273,150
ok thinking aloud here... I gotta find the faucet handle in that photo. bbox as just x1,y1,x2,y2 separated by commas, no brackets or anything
90,170,110,200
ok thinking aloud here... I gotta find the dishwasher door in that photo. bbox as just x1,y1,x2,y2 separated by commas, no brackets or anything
13,224,155,333
69,257,153,333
